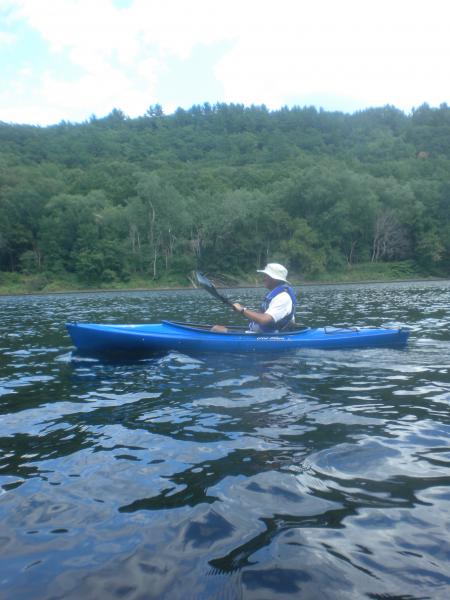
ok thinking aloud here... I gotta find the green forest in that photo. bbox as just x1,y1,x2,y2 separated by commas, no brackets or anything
0,102,449,293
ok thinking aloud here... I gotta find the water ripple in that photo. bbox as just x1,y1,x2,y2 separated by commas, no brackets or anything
0,281,449,599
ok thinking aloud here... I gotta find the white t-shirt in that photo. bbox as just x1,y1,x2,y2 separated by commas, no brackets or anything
265,291,294,324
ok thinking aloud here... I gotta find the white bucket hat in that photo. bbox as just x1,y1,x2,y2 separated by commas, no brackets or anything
257,263,290,283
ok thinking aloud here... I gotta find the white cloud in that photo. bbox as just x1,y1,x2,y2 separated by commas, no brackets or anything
1,0,240,122
1,0,166,122
0,31,16,44
1,0,449,124
214,0,450,111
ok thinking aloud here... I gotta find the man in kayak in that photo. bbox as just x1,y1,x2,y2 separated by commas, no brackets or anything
212,263,297,333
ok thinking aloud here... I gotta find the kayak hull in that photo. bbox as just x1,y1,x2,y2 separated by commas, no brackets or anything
66,320,410,356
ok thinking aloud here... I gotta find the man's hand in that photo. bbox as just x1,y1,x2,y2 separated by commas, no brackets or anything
233,302,245,313
211,325,228,333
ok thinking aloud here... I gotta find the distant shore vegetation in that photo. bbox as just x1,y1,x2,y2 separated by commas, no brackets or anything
1,102,449,294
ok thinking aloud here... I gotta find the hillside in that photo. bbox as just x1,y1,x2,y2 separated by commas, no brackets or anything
1,102,449,292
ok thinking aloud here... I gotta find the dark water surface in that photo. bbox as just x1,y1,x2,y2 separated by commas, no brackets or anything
1,281,449,600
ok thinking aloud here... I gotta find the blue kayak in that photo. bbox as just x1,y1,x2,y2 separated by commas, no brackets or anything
66,320,409,355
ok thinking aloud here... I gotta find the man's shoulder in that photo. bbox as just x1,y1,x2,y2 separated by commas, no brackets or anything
269,291,292,305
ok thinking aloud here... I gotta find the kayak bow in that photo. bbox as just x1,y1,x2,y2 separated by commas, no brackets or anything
66,320,410,356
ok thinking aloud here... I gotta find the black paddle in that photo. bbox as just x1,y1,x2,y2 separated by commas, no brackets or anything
195,272,235,309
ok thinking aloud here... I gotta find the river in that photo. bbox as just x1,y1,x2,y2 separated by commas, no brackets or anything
0,281,449,599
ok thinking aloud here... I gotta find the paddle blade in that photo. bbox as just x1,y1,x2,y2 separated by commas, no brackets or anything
195,272,233,307
195,271,213,289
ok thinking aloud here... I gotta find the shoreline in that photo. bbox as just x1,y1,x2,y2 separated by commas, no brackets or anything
0,276,448,298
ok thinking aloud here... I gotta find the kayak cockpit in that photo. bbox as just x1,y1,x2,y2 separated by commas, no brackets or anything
161,320,311,336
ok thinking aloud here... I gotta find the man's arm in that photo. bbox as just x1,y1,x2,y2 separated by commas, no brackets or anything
233,303,275,327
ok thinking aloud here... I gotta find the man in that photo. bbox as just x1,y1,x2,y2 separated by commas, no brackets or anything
212,263,297,333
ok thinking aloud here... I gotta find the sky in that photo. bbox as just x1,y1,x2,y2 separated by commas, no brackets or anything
0,0,449,126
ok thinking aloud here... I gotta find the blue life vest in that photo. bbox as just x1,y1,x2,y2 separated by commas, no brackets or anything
250,284,297,332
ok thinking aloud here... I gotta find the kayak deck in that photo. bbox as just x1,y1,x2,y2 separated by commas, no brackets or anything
66,320,410,356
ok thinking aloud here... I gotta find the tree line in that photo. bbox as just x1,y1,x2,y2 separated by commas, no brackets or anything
0,102,449,289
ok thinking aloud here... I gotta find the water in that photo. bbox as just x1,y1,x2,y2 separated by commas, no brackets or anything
0,281,449,600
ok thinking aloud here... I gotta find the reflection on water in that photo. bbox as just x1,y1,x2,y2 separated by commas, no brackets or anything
0,281,449,599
